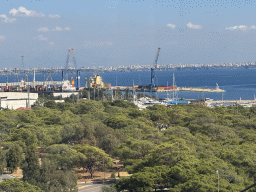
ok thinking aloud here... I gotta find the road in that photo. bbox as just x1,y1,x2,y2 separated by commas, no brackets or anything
78,180,116,192
0,173,15,182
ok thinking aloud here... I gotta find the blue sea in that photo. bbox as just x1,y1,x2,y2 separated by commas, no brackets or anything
1,68,256,101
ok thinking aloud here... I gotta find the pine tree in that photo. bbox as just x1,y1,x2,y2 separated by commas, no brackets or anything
22,146,40,186
0,147,6,174
6,144,23,173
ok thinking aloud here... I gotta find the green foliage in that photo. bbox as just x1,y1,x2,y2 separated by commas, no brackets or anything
0,178,44,192
104,114,131,129
3,97,256,191
44,100,57,109
116,165,171,191
101,185,117,192
74,100,105,114
0,110,17,133
0,147,6,174
22,146,40,186
113,139,155,161
44,144,83,170
5,143,24,173
74,144,113,178
111,170,116,178
36,158,78,192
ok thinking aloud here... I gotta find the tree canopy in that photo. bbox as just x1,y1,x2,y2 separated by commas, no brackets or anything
1,99,256,191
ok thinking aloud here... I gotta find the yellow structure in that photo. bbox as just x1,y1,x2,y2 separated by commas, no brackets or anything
89,75,105,88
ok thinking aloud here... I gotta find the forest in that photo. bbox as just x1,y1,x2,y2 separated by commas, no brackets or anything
1,94,256,191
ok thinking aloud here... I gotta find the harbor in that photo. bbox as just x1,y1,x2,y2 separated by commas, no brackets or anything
111,85,225,93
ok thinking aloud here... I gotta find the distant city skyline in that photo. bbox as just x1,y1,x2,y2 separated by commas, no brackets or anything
0,0,256,68
0,61,255,75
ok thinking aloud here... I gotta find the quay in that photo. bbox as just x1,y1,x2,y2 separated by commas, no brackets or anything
111,86,226,93
178,87,225,92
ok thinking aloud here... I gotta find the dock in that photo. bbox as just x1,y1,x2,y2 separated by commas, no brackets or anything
178,87,225,92
111,86,226,93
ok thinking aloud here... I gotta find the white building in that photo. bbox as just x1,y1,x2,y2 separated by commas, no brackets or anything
0,92,38,110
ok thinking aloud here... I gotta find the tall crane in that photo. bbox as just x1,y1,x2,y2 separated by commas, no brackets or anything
154,47,161,69
48,72,57,90
44,72,56,90
151,47,161,88
65,48,77,80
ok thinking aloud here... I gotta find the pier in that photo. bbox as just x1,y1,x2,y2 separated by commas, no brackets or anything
178,87,225,92
111,86,226,93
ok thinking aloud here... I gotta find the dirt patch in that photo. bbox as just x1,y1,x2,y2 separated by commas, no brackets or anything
11,167,23,178
8,159,128,182
74,168,130,182
74,159,130,182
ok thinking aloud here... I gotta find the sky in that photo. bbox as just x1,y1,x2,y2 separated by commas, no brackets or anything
0,0,256,69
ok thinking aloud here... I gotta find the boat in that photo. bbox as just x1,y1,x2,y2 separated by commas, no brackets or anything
61,80,76,92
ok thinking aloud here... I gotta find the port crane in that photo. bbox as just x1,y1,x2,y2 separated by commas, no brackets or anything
151,47,161,88
44,71,57,90
65,48,77,80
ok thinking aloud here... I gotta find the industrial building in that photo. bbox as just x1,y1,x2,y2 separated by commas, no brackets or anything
0,92,38,110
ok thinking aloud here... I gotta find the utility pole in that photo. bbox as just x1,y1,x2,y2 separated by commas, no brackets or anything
216,170,219,192
98,88,99,101
103,158,105,185
21,55,24,69
94,88,95,100
88,88,90,100
133,80,135,103
27,87,30,108
173,73,175,101
167,81,169,99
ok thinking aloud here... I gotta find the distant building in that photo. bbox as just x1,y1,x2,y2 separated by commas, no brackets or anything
0,92,38,110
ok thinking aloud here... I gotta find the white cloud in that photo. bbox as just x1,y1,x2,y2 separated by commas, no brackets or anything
85,41,113,46
48,14,60,18
37,26,70,32
53,26,62,31
0,14,16,23
226,25,247,31
48,41,54,45
0,35,6,41
166,23,176,29
37,27,50,32
187,22,202,29
9,6,45,17
34,34,48,41
251,25,256,29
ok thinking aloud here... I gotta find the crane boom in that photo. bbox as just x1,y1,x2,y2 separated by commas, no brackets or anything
154,47,161,69
151,47,161,88
65,48,77,80
48,71,56,90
